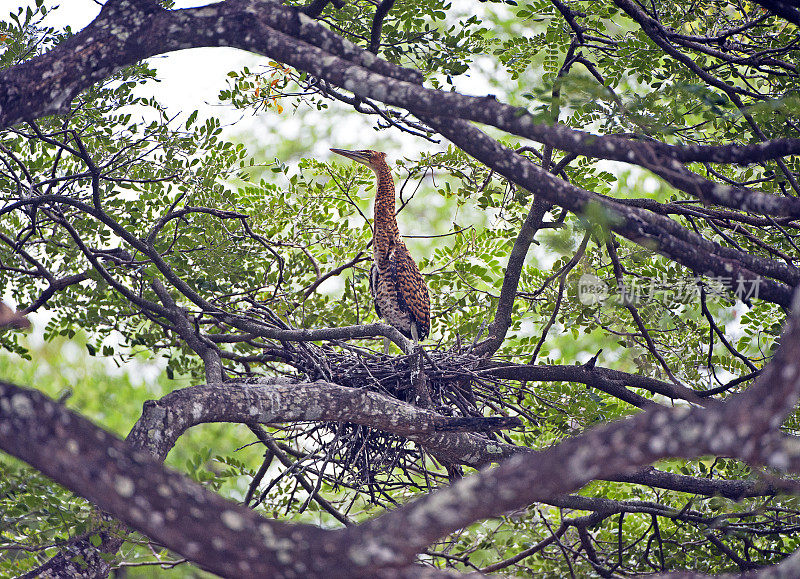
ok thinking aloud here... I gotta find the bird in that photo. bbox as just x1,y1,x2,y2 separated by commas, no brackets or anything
330,148,430,349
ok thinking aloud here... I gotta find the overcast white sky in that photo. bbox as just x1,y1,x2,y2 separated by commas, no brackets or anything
38,1,272,131
27,1,482,154
28,1,499,153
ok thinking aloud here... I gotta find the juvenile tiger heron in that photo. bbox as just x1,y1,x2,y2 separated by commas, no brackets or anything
331,148,430,350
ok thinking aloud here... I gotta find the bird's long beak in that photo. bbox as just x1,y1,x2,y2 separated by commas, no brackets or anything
330,148,370,164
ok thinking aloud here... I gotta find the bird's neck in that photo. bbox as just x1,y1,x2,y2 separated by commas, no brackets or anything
373,163,399,241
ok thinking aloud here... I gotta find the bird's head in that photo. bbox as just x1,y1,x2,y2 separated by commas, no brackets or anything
330,148,387,172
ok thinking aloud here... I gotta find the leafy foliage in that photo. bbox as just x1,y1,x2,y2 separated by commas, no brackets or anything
2,0,800,575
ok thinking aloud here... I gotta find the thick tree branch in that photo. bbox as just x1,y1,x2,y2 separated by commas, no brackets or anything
0,381,349,577
753,0,800,25
119,376,791,502
125,380,521,465
218,318,414,353
424,116,797,307
368,0,396,54
610,466,791,500
151,279,224,384
2,0,800,221
344,290,800,566
480,362,703,405
6,362,800,576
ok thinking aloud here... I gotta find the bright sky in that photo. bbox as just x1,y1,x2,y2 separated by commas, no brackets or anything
32,1,492,152
39,1,268,129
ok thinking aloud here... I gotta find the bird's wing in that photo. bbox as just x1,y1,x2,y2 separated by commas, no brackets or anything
391,240,430,339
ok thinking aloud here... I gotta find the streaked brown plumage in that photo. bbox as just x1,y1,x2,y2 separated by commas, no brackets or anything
331,148,430,342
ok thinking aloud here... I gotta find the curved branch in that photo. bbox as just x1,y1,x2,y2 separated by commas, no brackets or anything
125,380,521,465
344,291,800,567
425,115,796,307
151,280,224,384
753,1,800,25
218,318,415,353
0,380,347,577
2,0,799,183
368,0,396,54
6,367,800,576
474,198,550,357
480,362,703,405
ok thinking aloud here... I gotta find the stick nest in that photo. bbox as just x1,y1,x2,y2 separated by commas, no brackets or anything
259,342,520,504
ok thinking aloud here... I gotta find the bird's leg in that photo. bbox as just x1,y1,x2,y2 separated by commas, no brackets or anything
383,336,390,355
409,323,432,407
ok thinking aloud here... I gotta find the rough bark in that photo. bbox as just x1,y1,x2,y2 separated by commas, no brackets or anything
4,289,800,573
3,0,800,575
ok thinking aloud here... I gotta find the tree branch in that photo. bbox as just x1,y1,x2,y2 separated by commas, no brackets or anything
0,380,347,577
344,291,800,566
473,198,550,357
125,380,521,465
